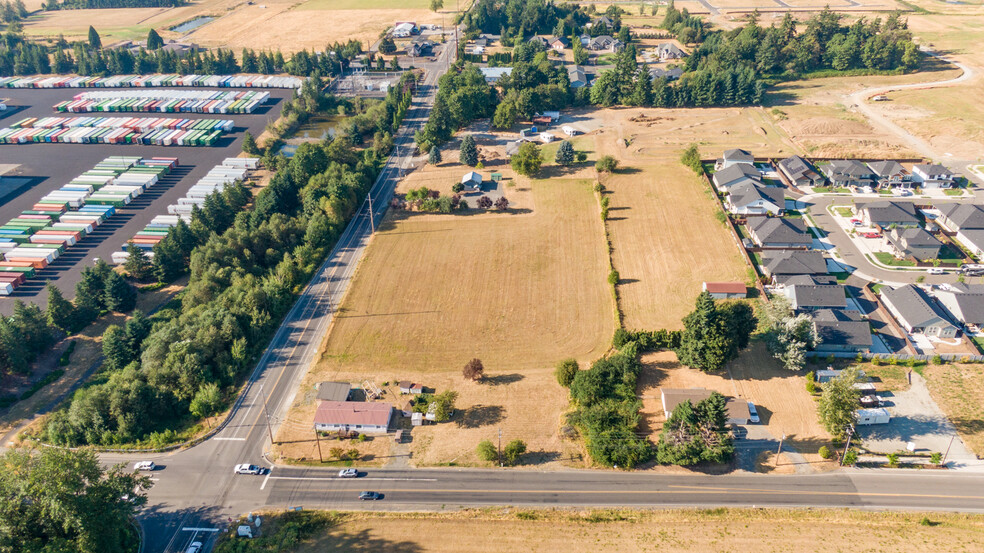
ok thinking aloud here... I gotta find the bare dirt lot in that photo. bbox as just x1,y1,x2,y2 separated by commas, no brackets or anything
922,362,984,457
298,508,984,553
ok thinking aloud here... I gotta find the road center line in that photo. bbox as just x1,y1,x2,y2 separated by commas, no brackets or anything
268,476,438,482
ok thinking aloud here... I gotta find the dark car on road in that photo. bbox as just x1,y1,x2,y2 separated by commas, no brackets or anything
359,491,382,500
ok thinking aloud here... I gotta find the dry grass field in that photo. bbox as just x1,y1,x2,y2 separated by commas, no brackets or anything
277,140,613,466
580,107,772,330
22,0,459,52
922,363,984,457
294,508,984,553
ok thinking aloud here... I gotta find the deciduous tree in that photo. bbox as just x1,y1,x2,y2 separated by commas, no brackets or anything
477,439,497,462
818,366,863,437
510,141,542,176
595,155,618,173
503,439,527,465
555,358,579,387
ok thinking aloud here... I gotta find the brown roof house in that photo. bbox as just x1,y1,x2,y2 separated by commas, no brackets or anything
660,388,752,425
314,401,393,434
702,282,747,300
399,381,424,394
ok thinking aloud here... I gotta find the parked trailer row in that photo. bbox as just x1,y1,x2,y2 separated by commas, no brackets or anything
55,90,269,115
7,116,234,132
0,74,304,89
0,125,228,146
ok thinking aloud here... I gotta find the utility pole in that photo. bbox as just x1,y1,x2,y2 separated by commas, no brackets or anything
776,434,786,467
315,428,323,463
840,423,855,466
498,427,502,467
941,435,955,466
259,384,275,445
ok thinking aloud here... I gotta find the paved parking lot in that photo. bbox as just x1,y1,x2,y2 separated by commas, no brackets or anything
0,87,291,314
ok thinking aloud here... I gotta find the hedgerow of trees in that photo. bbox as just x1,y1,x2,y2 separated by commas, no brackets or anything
46,0,180,8
655,391,734,465
41,78,416,448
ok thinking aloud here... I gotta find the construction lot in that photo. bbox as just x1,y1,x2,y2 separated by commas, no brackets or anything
0,87,288,313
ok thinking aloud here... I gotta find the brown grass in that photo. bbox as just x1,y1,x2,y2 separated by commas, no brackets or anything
294,508,984,553
922,363,984,457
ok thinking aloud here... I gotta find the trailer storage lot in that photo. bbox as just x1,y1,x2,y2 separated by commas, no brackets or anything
0,86,290,314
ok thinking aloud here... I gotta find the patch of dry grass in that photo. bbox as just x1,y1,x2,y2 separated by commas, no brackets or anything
923,363,984,457
295,507,984,553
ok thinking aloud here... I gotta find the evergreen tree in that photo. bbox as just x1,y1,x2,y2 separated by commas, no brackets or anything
45,284,75,333
459,134,478,166
555,140,575,166
675,291,734,372
0,318,27,375
241,130,259,155
123,242,152,281
146,29,163,50
11,300,53,358
103,271,136,313
428,145,442,165
101,325,133,371
88,25,101,49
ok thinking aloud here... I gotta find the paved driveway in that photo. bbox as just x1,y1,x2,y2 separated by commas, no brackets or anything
859,373,982,471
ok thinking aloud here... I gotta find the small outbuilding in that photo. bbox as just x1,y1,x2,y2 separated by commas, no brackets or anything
856,407,890,425
316,381,351,402
460,172,482,190
702,282,747,299
562,125,577,136
398,381,424,394
540,132,554,143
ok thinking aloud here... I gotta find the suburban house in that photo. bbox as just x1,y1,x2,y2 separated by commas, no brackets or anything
407,40,434,57
761,250,828,280
660,388,752,425
885,227,943,261
855,201,920,229
747,217,813,249
812,309,872,353
113,39,201,55
588,35,624,52
549,36,570,51
568,66,590,88
880,284,959,338
782,283,847,311
649,67,684,81
460,171,483,190
316,381,351,402
474,37,489,48
655,42,686,60
935,289,984,332
821,160,875,188
912,163,955,188
479,67,513,84
313,401,393,434
937,203,984,232
957,229,984,258
726,182,785,216
777,155,824,188
588,16,615,29
702,281,747,299
867,160,911,188
715,148,755,170
712,163,761,190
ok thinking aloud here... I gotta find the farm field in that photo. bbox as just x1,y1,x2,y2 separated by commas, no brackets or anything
582,107,769,330
295,508,984,553
21,0,461,52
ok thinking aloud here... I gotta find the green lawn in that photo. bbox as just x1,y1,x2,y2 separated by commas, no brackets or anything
873,252,916,267
833,187,852,194
813,186,832,193
834,207,853,217
945,188,966,196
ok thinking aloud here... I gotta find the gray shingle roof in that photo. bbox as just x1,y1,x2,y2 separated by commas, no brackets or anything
778,155,818,180
813,308,864,322
882,284,955,330
858,201,920,224
814,319,872,348
914,163,950,177
936,291,984,325
730,182,784,210
825,159,873,178
713,164,760,187
763,250,828,276
722,148,754,163
749,217,812,246
938,203,984,230
778,274,838,286
867,160,907,178
788,284,847,309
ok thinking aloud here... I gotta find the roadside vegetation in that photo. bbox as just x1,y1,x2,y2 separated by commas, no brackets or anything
36,76,417,449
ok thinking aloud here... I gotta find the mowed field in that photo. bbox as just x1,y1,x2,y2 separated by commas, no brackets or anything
297,508,984,553
22,0,459,52
584,107,779,330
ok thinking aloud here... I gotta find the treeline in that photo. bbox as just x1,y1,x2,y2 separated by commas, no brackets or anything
0,0,27,24
0,30,364,77
493,40,581,128
565,342,652,468
46,0,181,9
414,63,495,152
660,0,706,44
0,263,138,377
42,78,414,448
464,0,587,47
687,8,920,77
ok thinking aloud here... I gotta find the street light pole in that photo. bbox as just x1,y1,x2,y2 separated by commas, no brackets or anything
776,434,786,466
840,424,855,465
259,384,275,445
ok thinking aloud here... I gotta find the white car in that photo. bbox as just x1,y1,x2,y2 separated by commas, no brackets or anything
134,461,156,471
927,268,946,275
185,541,202,553
338,468,358,478
747,402,760,424
234,463,264,475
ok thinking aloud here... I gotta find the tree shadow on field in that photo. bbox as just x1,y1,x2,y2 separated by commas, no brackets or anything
456,404,504,428
484,373,524,386
309,527,424,553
